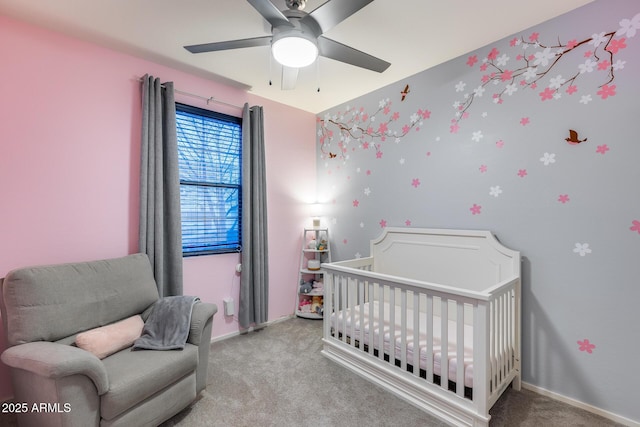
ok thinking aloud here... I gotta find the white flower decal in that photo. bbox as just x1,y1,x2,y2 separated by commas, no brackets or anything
573,243,592,256
489,186,503,197
540,152,556,166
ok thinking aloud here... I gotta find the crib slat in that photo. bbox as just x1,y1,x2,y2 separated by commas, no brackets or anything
489,300,497,394
389,288,395,363
400,289,407,371
426,294,434,383
473,301,490,414
440,297,449,389
358,279,365,351
341,275,348,345
378,284,385,363
368,282,375,356
349,278,356,349
500,293,506,383
413,292,420,378
324,272,333,340
456,301,465,397
509,289,514,372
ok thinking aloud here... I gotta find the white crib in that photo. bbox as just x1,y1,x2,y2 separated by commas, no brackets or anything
321,228,521,427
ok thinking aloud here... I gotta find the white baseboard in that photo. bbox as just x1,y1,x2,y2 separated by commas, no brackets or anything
210,314,294,343
522,382,640,427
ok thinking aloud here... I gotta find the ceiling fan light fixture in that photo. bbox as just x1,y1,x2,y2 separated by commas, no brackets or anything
271,33,318,68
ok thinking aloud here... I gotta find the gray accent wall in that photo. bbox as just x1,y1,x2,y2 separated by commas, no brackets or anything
316,0,640,422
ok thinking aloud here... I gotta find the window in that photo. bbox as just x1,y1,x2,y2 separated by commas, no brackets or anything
176,103,242,256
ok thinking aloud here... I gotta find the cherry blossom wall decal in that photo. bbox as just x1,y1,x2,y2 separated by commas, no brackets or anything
319,99,431,161
578,339,596,354
450,12,640,131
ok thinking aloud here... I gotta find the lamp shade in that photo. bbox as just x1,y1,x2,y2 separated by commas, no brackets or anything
272,34,318,68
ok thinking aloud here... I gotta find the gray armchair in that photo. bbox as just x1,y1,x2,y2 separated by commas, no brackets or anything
0,254,217,427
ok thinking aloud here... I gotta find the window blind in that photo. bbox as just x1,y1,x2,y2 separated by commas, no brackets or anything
176,103,242,255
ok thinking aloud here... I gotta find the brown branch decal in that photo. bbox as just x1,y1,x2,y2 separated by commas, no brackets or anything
318,96,431,161
450,12,639,133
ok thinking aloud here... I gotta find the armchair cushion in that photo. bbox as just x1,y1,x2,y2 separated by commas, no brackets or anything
75,315,144,359
99,344,198,421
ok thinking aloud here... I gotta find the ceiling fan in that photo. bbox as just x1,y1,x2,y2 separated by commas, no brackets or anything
184,0,391,90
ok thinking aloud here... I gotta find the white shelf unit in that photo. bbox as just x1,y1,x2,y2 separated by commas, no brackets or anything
296,227,330,319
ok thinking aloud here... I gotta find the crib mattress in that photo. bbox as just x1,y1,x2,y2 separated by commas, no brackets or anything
330,301,474,388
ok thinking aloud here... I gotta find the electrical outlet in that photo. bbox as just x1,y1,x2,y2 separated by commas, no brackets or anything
223,297,234,316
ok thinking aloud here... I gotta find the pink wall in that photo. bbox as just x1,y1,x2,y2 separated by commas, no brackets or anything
0,15,317,401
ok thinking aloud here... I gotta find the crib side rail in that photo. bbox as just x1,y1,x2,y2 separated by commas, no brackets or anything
323,266,479,395
323,263,521,414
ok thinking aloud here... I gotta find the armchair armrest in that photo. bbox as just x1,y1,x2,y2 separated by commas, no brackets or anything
1,341,109,395
187,302,218,345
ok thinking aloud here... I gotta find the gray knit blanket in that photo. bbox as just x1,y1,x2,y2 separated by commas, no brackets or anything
133,296,199,351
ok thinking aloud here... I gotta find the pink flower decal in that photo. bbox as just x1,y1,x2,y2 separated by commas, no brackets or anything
411,178,421,188
558,194,570,204
597,60,611,71
405,219,412,226
517,169,528,178
496,140,504,148
566,85,578,95
352,200,359,207
596,144,610,154
520,117,530,126
343,238,348,244
529,32,539,42
606,37,627,54
566,39,578,49
577,339,596,354
597,84,616,99
487,48,499,61
379,219,387,228
479,165,488,173
466,55,478,67
376,151,383,159
539,87,555,101
630,220,640,234
470,204,482,215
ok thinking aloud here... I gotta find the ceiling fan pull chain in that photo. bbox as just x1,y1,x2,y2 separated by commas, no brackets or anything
269,47,273,86
316,58,320,93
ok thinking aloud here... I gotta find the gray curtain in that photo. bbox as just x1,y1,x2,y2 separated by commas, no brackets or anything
139,74,183,297
239,104,269,328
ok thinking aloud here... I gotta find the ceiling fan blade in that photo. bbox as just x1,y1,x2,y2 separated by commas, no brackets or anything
247,0,294,29
317,36,390,73
281,66,299,90
302,0,374,34
184,36,272,54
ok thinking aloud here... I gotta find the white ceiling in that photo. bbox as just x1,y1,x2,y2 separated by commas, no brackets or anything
0,0,594,113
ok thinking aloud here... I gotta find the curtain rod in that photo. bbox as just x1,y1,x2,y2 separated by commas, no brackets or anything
137,77,243,110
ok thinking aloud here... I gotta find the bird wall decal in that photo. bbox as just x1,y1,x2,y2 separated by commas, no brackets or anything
565,129,587,144
400,84,410,101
